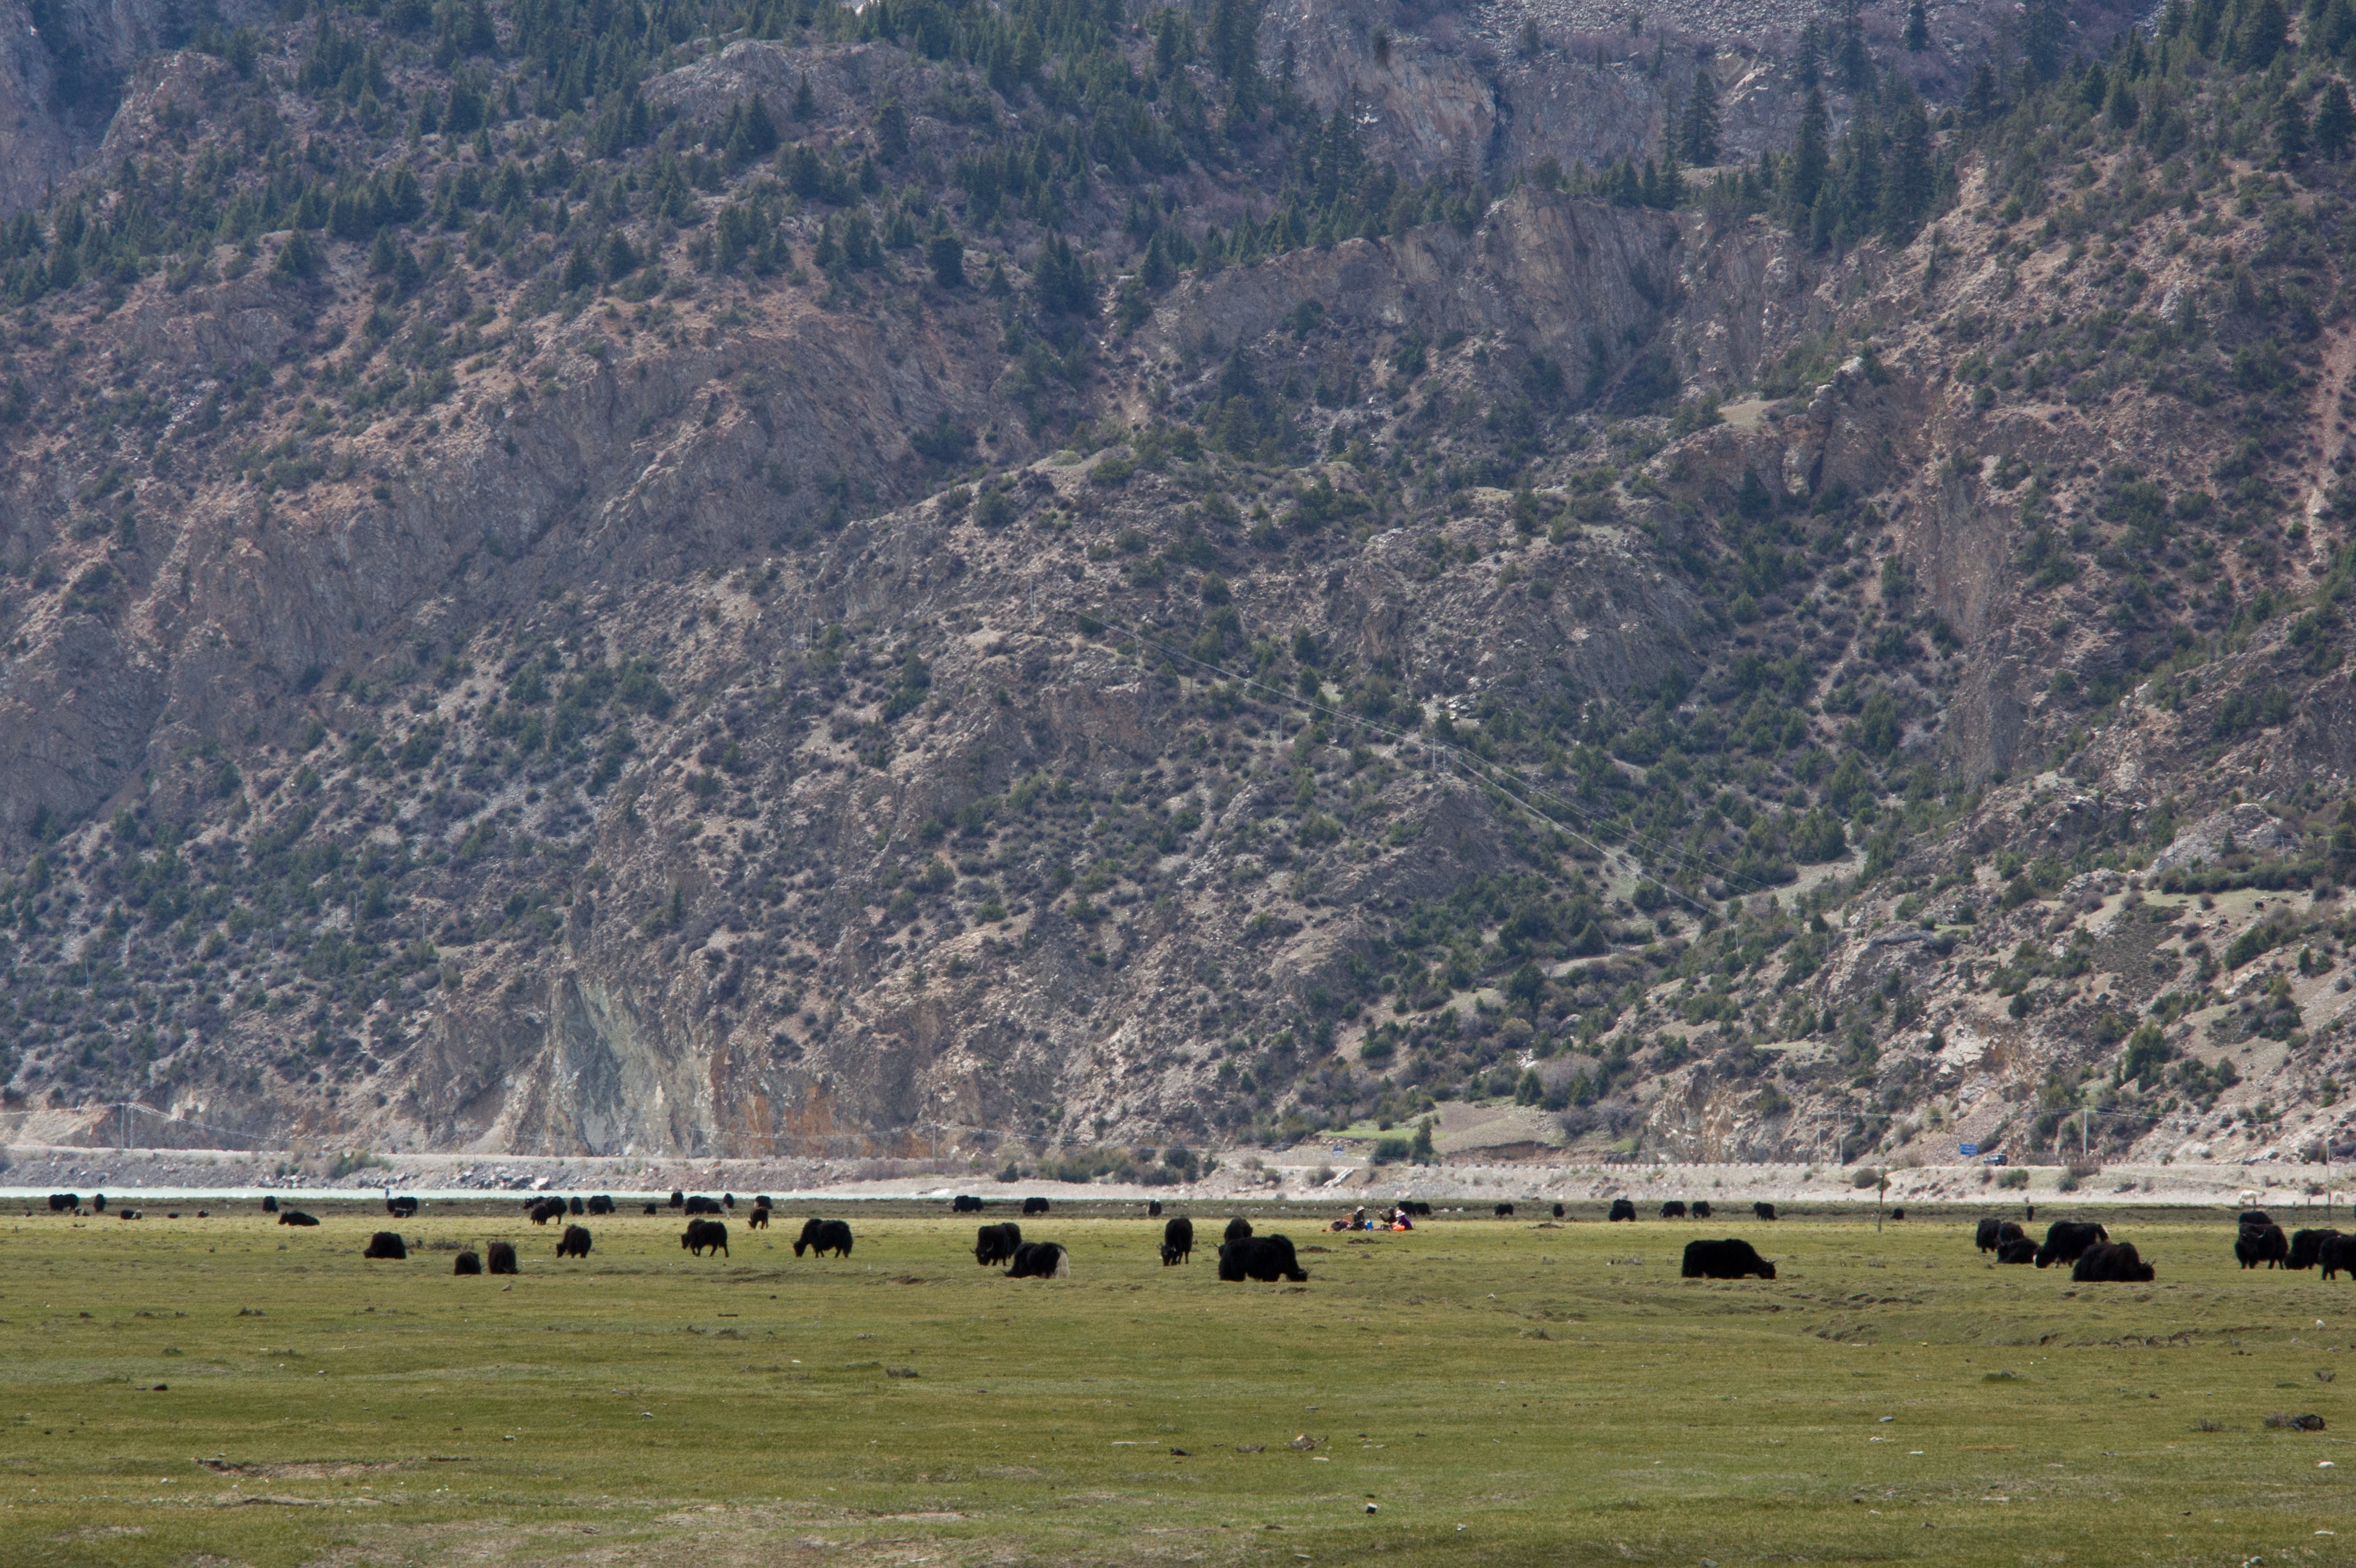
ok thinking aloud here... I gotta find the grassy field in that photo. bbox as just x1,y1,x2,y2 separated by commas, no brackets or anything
0,1200,2348,1566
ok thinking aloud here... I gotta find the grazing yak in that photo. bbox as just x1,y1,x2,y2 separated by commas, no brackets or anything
682,1219,730,1258
643,1203,661,1215
2072,1242,2156,1283
1661,1201,1688,1219
1997,1237,2038,1264
2033,1221,2109,1268
487,1242,518,1275
974,1222,1023,1266
1495,1203,1516,1217
2322,1235,2356,1281
1162,1216,1195,1266
684,1195,725,1216
386,1195,418,1218
793,1218,853,1258
1006,1242,1070,1279
452,1250,483,1276
1753,1202,1778,1221
952,1195,985,1213
2289,1229,2344,1270
279,1210,321,1227
1401,1201,1433,1216
1023,1196,1051,1216
1975,1218,2029,1253
1691,1200,1714,1218
1218,1234,1308,1282
744,1207,770,1229
586,1195,615,1215
45,1193,76,1213
528,1198,567,1226
2236,1223,2290,1269
1682,1239,1776,1280
556,1225,592,1259
1608,1199,1638,1223
362,1231,408,1260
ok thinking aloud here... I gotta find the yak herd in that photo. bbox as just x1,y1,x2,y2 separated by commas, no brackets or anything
1967,1207,2356,1282
37,1184,2356,1296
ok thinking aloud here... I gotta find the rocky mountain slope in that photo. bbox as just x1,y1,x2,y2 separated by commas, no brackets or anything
1,0,2354,1181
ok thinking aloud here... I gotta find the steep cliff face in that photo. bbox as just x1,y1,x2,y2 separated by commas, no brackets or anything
0,186,1781,1157
2,0,2355,1181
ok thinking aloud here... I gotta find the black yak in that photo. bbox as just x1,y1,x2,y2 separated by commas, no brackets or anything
1223,1216,1254,1242
2034,1221,2109,1268
362,1231,408,1260
744,1207,770,1229
586,1195,615,1215
1997,1236,2038,1264
974,1222,1023,1266
682,1219,729,1258
453,1250,483,1276
793,1218,853,1258
1691,1200,1713,1218
1217,1235,1308,1282
952,1195,985,1213
1682,1239,1776,1280
2288,1229,2344,1270
684,1195,724,1216
556,1225,592,1259
2072,1241,2156,1283
1006,1242,1070,1279
1161,1216,1194,1265
487,1242,518,1275
1661,1201,1688,1219
1022,1196,1051,1216
1753,1202,1778,1221
1607,1199,1637,1223
278,1210,320,1227
2236,1223,2290,1269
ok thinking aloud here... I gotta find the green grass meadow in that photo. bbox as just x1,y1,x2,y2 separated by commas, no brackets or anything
0,1201,2348,1566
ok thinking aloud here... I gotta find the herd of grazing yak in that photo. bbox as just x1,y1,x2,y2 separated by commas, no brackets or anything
24,1188,2356,1287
